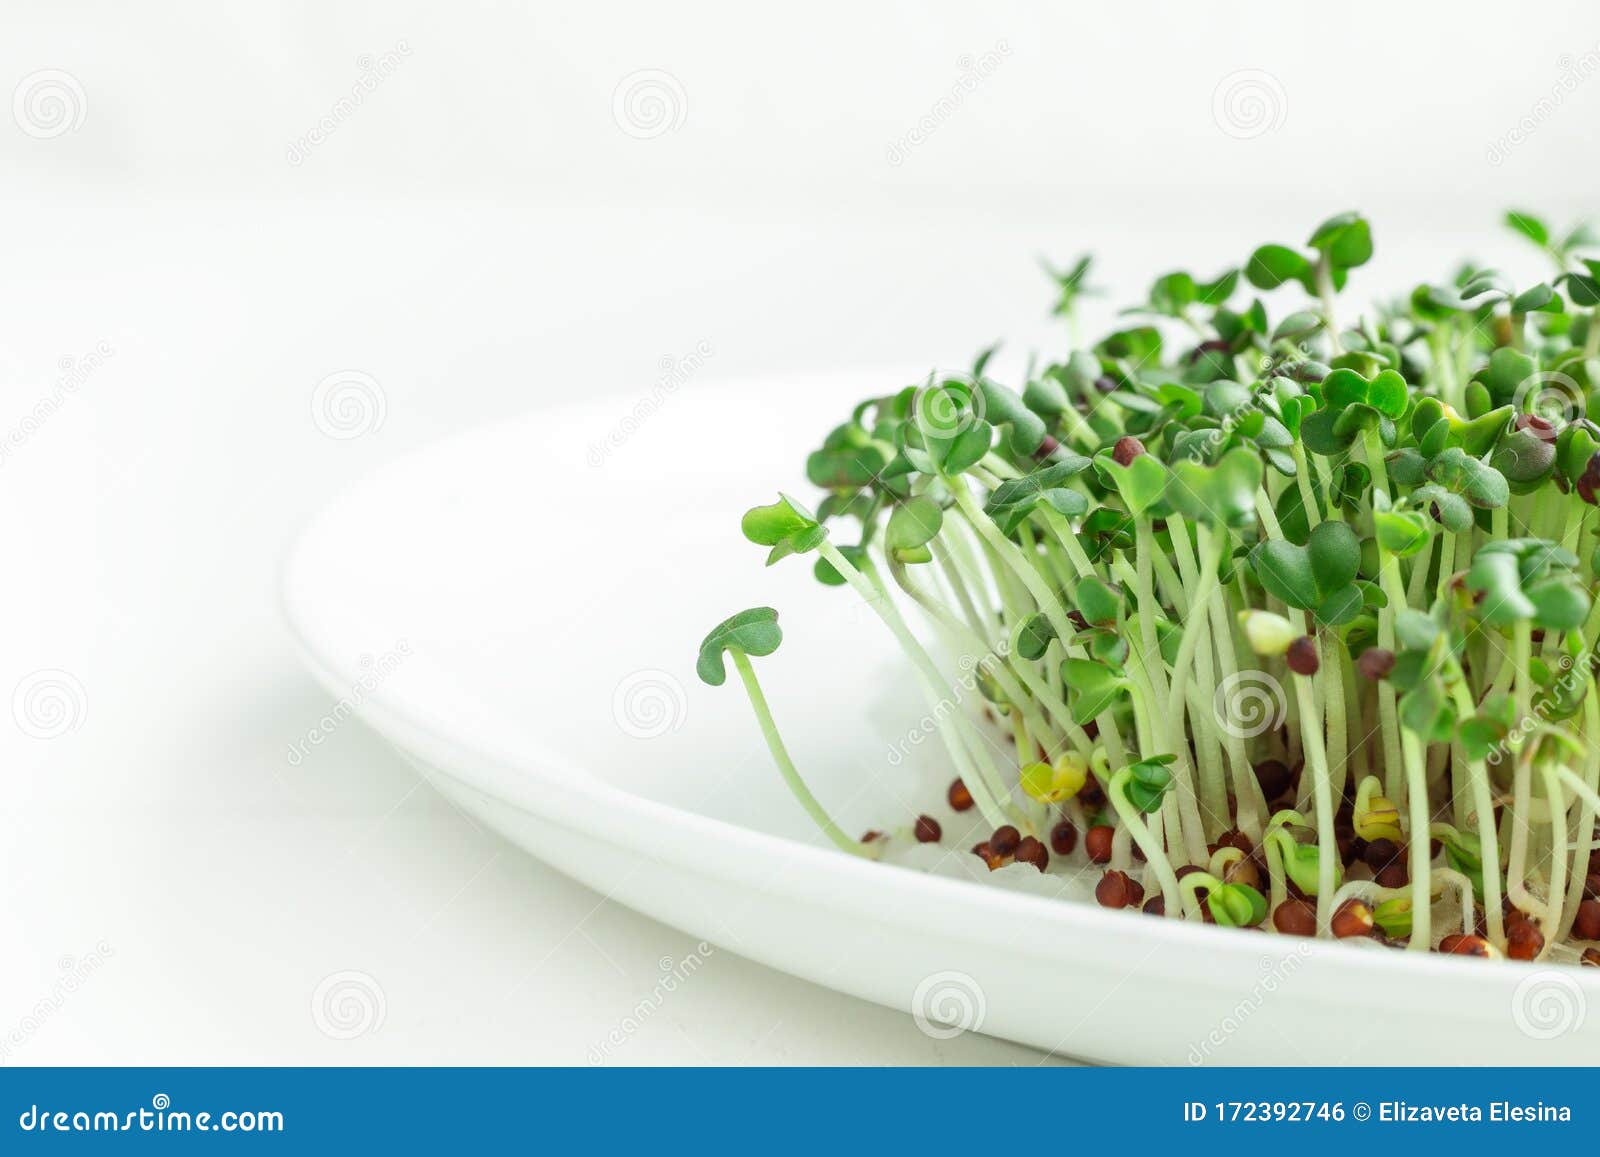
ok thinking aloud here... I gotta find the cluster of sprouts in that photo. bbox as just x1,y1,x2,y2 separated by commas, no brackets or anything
698,211,1600,963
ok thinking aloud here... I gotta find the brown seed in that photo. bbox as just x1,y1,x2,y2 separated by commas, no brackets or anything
1085,825,1115,863
1273,899,1318,937
1516,412,1558,441
1574,899,1600,941
1357,646,1396,681
989,824,1021,857
1584,873,1600,901
1253,758,1293,801
1582,948,1600,967
1079,772,1106,809
1506,919,1545,961
1175,863,1203,881
1286,635,1320,676
1142,896,1166,917
1224,856,1262,891
1095,869,1136,909
914,815,942,844
1014,835,1049,873
1112,436,1146,466
1331,898,1376,939
1375,863,1409,889
1049,819,1078,857
861,830,883,843
971,841,990,859
1126,877,1146,907
947,779,974,812
1438,933,1498,957
1213,830,1254,856
1363,837,1401,873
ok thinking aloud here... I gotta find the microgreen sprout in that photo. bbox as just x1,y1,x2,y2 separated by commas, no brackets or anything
698,210,1600,963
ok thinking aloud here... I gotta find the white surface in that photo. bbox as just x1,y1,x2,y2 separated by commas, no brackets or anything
3,1,1599,1065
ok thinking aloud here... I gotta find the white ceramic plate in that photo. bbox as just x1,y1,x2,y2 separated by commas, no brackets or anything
282,371,1600,1065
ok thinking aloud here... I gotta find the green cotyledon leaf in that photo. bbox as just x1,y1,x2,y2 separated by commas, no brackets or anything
984,457,1093,533
742,494,827,566
885,495,943,554
1249,520,1362,623
1097,452,1169,517
1166,446,1263,529
696,607,782,685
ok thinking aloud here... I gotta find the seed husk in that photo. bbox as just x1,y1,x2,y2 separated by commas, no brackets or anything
1223,856,1262,891
1272,898,1317,936
1286,635,1320,676
1252,758,1293,801
1049,819,1078,856
1506,919,1545,961
989,824,1021,857
1084,824,1115,863
1330,898,1375,938
1438,933,1501,958
1357,646,1396,681
1095,869,1143,909
1574,899,1600,941
1014,835,1049,872
946,779,974,812
1112,436,1145,466
1362,837,1401,873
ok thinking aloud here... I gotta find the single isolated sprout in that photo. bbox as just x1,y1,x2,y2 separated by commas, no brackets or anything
696,607,875,859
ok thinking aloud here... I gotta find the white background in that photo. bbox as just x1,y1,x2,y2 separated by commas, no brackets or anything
3,1,1599,1064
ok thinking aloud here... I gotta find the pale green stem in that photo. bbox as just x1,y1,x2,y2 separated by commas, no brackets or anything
730,650,873,858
